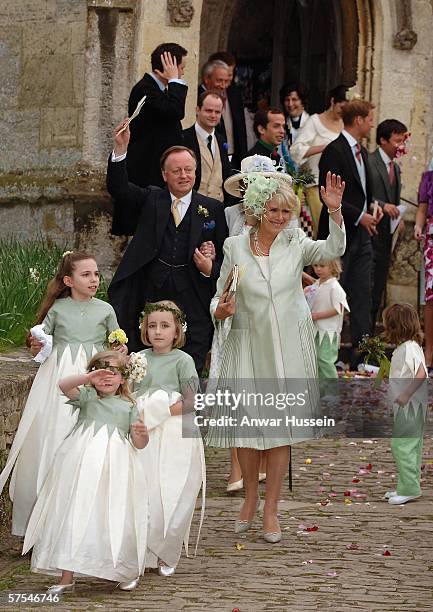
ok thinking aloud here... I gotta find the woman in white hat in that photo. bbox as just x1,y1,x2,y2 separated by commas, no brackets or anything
206,159,345,543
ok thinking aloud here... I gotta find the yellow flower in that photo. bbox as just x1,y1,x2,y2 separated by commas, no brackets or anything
108,328,128,345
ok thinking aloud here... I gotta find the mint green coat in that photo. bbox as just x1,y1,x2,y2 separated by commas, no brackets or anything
207,219,345,449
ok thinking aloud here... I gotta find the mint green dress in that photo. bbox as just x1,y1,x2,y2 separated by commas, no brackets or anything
206,218,346,450
0,296,119,536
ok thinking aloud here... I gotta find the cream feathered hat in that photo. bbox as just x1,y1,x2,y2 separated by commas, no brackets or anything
224,155,294,218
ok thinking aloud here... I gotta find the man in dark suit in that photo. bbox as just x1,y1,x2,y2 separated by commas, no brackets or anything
369,119,407,329
126,43,188,188
246,108,285,164
318,99,382,368
182,91,233,205
198,59,247,169
108,120,228,374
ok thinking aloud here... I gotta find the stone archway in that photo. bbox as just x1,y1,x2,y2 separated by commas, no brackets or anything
199,0,374,110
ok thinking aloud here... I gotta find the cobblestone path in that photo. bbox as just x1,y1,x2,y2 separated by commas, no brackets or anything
1,437,432,611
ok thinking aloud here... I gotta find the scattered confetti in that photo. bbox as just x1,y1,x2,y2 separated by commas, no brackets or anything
301,559,314,564
344,498,352,505
235,543,245,550
305,458,312,464
327,571,338,577
346,543,360,550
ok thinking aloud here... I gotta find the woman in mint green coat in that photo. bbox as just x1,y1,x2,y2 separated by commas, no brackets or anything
207,160,345,542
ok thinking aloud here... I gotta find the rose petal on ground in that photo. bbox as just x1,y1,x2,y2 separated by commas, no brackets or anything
344,498,352,505
363,440,374,444
329,492,338,497
298,523,307,530
306,526,319,532
346,543,360,550
359,469,369,475
352,478,360,483
383,550,391,556
305,458,312,464
235,543,245,550
366,463,373,470
327,571,338,577
344,490,351,496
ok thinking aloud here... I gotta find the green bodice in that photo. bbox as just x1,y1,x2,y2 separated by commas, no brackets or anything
42,297,119,362
67,386,138,439
134,349,199,397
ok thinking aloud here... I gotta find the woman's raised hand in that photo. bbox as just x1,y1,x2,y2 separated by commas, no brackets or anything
320,171,345,211
214,292,236,320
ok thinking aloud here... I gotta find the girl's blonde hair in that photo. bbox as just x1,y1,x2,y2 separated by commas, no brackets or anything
87,350,135,405
140,300,186,348
314,258,342,279
382,302,423,346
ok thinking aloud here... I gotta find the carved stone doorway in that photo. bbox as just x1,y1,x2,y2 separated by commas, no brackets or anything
199,0,368,112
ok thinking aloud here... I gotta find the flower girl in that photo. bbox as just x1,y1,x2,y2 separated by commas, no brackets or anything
0,251,124,535
22,350,149,593
382,303,427,505
135,301,205,577
304,258,349,379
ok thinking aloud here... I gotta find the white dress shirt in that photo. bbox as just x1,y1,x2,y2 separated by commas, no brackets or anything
378,146,393,172
170,190,193,221
342,129,367,225
195,122,216,157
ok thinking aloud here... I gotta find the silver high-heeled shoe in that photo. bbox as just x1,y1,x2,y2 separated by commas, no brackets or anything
117,577,140,591
158,563,175,577
234,497,260,533
46,582,75,595
263,531,282,544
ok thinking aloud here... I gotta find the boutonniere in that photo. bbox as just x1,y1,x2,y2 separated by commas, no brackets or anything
197,205,209,218
203,220,215,230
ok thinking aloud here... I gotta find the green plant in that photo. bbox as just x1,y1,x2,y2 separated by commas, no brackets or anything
358,334,391,387
0,238,108,351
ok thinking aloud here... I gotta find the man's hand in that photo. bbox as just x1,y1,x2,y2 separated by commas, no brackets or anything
360,213,378,236
114,119,130,156
29,335,43,357
154,52,180,81
383,203,400,219
214,293,236,320
193,248,212,276
199,241,215,261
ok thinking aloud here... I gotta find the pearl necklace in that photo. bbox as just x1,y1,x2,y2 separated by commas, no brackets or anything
252,230,270,257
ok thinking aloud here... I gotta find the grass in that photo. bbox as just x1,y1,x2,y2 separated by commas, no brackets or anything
0,238,108,352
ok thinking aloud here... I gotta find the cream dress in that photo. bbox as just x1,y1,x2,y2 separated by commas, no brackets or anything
206,218,346,449
134,349,206,568
0,297,119,535
23,387,148,582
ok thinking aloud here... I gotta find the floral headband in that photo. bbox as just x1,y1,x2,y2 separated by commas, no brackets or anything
90,359,129,378
140,303,188,333
89,353,147,383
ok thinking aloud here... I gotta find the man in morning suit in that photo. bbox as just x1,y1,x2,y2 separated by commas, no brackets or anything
126,42,188,188
318,99,383,368
182,91,233,205
246,108,286,165
369,119,407,329
198,59,247,169
108,120,228,374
